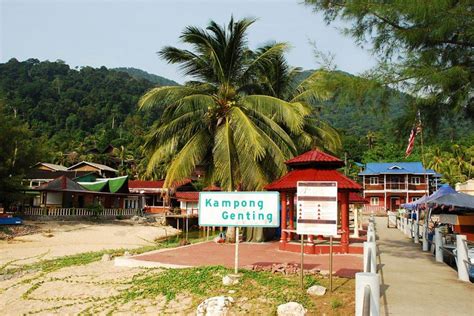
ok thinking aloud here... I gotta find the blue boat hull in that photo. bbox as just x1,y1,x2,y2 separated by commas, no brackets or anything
0,217,23,225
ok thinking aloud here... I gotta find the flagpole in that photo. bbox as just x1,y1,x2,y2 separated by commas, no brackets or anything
417,110,429,197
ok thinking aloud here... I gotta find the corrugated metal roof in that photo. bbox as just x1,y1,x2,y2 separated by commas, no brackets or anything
265,169,362,191
33,162,68,171
359,162,438,175
128,180,165,189
175,192,199,202
37,176,90,192
203,184,221,191
68,161,118,173
286,149,344,168
349,192,369,204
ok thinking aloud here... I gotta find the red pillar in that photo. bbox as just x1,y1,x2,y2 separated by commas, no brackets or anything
280,192,287,243
340,191,350,253
288,192,294,241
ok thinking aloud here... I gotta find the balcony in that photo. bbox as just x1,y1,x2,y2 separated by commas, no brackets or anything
365,182,428,191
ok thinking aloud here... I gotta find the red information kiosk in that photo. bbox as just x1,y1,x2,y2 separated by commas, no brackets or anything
265,149,363,254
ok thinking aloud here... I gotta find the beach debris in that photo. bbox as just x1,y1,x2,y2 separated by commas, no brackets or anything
307,285,326,296
277,302,307,316
222,274,240,286
196,296,234,316
244,263,320,276
101,253,112,262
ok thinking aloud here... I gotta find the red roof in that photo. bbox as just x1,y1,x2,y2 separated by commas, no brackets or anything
203,184,221,191
128,180,165,189
265,169,361,191
175,191,200,202
349,192,369,204
286,149,344,168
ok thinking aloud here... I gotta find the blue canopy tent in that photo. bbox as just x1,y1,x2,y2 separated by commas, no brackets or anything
427,192,474,211
402,185,456,210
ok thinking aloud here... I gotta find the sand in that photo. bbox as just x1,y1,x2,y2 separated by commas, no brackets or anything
0,220,179,268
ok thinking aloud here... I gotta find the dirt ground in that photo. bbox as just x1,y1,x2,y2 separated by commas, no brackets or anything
0,220,178,268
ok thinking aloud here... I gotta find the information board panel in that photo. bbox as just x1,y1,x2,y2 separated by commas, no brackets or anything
198,192,279,227
296,181,338,236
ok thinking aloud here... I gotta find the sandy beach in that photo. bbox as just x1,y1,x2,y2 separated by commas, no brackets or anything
0,220,178,268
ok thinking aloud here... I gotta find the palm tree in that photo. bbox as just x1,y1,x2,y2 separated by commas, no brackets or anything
140,18,316,241
140,18,309,192
253,47,341,153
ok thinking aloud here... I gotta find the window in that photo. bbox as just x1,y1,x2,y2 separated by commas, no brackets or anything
369,177,379,185
370,197,379,205
411,177,420,185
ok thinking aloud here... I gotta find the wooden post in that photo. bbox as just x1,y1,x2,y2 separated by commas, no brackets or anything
340,191,350,253
288,192,295,241
280,192,288,243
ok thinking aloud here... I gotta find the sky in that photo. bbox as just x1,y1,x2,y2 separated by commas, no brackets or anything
0,0,376,84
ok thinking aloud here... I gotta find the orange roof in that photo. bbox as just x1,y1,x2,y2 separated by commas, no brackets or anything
286,149,344,169
349,192,369,204
175,191,199,202
128,180,165,189
203,184,221,191
265,169,361,191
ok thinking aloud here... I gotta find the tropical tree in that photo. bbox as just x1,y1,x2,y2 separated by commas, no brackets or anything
254,48,342,153
140,18,313,191
304,0,474,119
139,18,320,241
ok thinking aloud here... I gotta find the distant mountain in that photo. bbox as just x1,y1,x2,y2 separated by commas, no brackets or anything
113,67,179,86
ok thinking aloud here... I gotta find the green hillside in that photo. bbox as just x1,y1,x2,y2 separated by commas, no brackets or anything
113,67,179,86
0,59,471,181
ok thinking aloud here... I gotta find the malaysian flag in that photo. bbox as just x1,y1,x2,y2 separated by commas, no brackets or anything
405,115,422,158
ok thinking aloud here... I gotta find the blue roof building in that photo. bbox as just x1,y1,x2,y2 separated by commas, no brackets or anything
359,162,441,213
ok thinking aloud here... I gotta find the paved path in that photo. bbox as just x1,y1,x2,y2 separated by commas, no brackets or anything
133,241,362,277
376,217,473,316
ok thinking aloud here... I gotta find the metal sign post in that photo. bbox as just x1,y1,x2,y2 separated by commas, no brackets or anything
329,236,333,293
235,227,239,274
296,181,338,292
300,234,304,290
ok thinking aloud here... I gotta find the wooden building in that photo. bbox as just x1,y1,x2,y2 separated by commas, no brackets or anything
359,162,441,214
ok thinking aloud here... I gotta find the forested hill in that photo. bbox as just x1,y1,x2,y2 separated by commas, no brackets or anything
113,67,179,86
0,59,471,179
0,58,167,157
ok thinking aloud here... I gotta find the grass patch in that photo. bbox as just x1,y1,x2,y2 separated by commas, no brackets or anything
331,298,343,309
110,266,320,312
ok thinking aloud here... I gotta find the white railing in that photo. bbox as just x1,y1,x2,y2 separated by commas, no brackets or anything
356,215,380,316
400,217,472,283
23,207,139,217
362,206,386,215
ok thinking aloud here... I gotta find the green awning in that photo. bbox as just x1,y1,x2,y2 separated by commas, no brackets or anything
108,176,128,193
80,181,108,192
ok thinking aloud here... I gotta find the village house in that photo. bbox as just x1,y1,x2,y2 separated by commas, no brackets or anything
359,162,441,214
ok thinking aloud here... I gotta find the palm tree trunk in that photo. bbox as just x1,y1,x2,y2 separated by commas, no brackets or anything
226,226,236,243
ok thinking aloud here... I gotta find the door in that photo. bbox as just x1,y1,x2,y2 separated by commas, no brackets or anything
390,197,400,211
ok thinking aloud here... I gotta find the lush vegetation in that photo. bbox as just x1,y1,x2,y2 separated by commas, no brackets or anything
114,67,179,86
305,0,473,120
139,18,340,193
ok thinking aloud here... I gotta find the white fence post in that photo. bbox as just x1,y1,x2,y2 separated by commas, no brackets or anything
364,241,377,273
355,272,380,316
422,223,429,251
456,235,470,282
434,228,444,263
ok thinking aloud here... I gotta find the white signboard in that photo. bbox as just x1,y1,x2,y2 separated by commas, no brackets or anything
199,192,279,227
296,181,338,236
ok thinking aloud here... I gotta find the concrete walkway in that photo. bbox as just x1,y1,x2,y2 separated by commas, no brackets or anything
376,217,473,316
